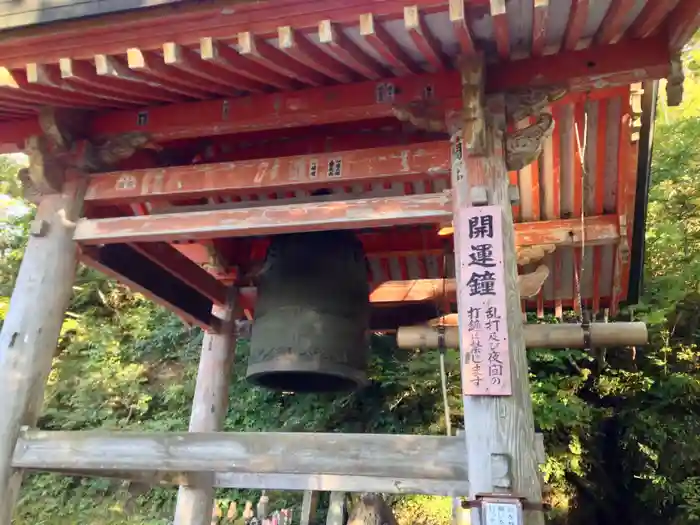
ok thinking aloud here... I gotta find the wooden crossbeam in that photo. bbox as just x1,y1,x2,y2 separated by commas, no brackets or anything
359,13,421,75
404,6,448,71
74,193,453,245
83,142,451,205
12,431,470,495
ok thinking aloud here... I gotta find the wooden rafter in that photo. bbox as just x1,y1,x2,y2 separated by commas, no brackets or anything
404,6,448,72
627,0,680,39
449,0,476,56
359,13,421,75
563,0,589,51
490,0,511,59
277,27,355,83
595,0,637,45
532,0,549,57
318,20,388,80
238,32,328,87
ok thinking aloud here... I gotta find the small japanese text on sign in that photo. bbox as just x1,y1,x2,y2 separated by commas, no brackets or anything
458,206,512,396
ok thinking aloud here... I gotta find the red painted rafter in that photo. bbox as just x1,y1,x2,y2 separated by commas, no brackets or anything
490,0,511,59
449,0,476,56
238,32,329,87
318,20,388,80
277,27,356,83
595,0,637,45
0,66,115,109
0,0,450,67
532,0,549,57
94,54,189,102
24,64,133,108
359,13,422,75
627,0,680,39
125,48,229,98
666,0,700,51
129,242,228,305
162,42,266,94
59,58,176,105
199,38,297,91
403,6,448,71
79,245,215,331
563,0,589,51
84,142,451,205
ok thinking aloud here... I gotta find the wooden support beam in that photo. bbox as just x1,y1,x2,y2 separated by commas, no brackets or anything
238,31,328,87
94,54,186,102
200,37,297,91
318,20,388,80
174,291,237,525
449,0,476,56
404,6,448,72
326,492,346,525
450,60,543,523
360,13,421,75
531,0,549,57
13,431,470,491
126,48,229,97
301,491,320,525
21,64,120,108
0,180,84,523
277,27,355,83
83,141,451,205
396,322,649,349
163,42,266,94
59,58,175,104
73,193,453,245
79,244,214,330
129,243,228,305
627,0,680,39
666,0,700,51
595,0,637,45
490,0,511,59
563,0,589,51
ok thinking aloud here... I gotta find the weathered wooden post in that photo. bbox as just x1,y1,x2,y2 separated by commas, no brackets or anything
174,289,239,525
449,58,546,525
0,159,84,523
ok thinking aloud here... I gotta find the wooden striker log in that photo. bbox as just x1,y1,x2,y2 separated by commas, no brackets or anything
397,322,648,349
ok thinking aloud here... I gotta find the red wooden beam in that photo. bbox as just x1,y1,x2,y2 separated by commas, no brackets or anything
487,32,671,92
238,31,329,87
129,242,228,305
199,38,297,91
318,20,388,80
404,6,448,71
595,0,637,45
162,42,267,94
277,27,356,83
627,0,680,39
126,48,229,98
532,0,549,57
449,0,476,56
73,193,453,245
563,0,589,51
490,0,511,59
360,13,422,75
83,141,451,205
666,0,700,51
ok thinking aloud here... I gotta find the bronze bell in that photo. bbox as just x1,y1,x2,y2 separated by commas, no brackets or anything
246,230,370,393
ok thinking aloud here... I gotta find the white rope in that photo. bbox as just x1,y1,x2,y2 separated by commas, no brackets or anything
573,98,591,318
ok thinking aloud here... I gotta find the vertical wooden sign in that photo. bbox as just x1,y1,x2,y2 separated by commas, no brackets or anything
457,205,512,396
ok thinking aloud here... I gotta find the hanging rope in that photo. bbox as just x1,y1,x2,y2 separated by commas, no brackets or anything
573,96,592,347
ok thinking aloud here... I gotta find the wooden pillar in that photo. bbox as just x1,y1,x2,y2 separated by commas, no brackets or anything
174,290,238,525
449,59,544,525
0,179,85,524
300,491,320,525
326,492,346,525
